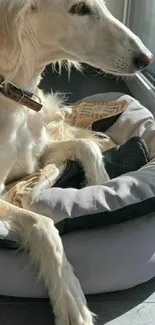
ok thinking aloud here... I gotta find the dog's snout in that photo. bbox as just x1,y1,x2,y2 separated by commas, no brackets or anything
133,53,154,71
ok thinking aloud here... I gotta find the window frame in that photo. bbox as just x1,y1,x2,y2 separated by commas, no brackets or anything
123,0,155,115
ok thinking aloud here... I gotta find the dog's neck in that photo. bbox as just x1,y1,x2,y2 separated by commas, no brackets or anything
0,64,45,112
10,66,44,93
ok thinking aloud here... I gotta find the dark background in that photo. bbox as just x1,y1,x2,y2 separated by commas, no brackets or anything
40,64,131,103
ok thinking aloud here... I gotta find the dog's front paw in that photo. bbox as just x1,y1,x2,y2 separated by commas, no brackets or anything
79,140,109,186
54,259,95,325
55,301,94,325
86,160,110,186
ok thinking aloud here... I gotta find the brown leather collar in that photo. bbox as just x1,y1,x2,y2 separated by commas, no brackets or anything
0,81,43,112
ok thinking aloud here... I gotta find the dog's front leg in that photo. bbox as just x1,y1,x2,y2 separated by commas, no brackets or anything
0,199,94,325
42,139,110,185
0,144,15,194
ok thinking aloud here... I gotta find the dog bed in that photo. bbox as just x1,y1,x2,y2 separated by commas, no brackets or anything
1,92,155,297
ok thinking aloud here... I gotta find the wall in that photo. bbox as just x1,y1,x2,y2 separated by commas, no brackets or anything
106,0,124,21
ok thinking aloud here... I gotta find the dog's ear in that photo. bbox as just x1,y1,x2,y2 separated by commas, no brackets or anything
0,0,33,79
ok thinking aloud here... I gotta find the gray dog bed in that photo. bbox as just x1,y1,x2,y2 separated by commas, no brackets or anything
0,92,155,298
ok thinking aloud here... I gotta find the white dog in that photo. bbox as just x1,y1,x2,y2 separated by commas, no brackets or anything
0,1,153,325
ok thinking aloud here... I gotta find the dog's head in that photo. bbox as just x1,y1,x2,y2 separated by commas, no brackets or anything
0,0,153,84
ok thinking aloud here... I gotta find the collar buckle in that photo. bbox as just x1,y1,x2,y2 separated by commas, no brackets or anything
0,80,43,112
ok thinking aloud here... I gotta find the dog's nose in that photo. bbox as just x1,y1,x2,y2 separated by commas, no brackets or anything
133,53,154,71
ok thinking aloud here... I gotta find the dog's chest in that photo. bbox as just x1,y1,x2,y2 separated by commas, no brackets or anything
8,129,37,182
7,112,47,183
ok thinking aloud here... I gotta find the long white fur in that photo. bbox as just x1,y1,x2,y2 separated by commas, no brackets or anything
0,1,152,325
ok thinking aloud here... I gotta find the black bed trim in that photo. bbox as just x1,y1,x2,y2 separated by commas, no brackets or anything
0,196,154,249
56,196,155,234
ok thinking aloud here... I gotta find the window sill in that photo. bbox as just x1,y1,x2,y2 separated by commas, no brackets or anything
125,73,155,115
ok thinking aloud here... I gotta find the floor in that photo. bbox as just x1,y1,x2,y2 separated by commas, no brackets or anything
1,65,154,325
88,278,155,325
0,277,155,325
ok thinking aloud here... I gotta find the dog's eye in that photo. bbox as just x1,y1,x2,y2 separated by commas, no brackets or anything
69,2,91,16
